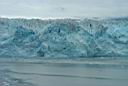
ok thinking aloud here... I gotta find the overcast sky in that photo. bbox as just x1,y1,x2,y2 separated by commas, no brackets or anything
0,0,128,18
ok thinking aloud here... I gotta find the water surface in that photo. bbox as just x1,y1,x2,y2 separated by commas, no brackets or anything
0,57,128,86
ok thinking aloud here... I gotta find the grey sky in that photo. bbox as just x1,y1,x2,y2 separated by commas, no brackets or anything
0,0,128,18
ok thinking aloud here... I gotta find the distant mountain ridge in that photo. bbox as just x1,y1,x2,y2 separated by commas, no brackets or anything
0,17,128,58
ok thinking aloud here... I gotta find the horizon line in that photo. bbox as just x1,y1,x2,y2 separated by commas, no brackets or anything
0,16,128,20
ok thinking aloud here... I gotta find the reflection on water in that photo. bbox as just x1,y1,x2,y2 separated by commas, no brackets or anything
0,57,128,86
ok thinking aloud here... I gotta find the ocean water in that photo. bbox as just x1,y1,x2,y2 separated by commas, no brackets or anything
0,57,128,86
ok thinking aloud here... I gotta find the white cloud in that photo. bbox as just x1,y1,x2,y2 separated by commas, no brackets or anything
0,0,128,18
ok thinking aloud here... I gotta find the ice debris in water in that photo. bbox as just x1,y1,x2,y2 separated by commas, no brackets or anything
0,70,34,86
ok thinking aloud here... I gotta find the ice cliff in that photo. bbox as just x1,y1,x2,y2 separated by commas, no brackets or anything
0,17,128,58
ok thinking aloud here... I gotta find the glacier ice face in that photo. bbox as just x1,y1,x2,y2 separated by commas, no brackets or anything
0,18,128,58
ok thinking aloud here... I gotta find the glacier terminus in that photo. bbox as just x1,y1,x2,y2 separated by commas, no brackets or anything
0,17,128,58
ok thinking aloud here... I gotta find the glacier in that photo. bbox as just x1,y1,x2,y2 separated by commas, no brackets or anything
0,17,128,58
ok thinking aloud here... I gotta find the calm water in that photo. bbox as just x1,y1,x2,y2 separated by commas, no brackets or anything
0,57,128,86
